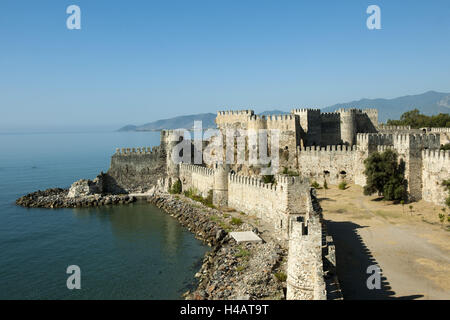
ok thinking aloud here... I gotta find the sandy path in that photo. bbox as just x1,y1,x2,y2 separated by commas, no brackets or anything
318,185,450,300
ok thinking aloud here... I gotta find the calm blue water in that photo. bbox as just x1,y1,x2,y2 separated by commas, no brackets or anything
0,131,208,299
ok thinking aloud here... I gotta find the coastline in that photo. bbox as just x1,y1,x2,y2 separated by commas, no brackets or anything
147,191,287,300
15,187,287,300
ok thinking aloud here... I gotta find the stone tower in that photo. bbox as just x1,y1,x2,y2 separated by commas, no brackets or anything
339,108,357,145
161,129,185,181
213,163,229,207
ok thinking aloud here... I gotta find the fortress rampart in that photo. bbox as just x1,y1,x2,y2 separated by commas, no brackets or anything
422,149,450,205
228,174,312,238
179,163,215,198
107,145,166,193
296,145,357,184
287,215,326,300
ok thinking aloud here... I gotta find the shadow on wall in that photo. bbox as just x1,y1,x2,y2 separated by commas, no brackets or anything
102,173,128,194
325,220,423,300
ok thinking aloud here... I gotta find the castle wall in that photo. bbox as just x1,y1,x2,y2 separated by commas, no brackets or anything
422,150,450,206
216,110,254,130
286,216,326,300
179,163,214,198
228,174,311,238
107,147,166,193
426,128,450,145
296,146,357,184
320,113,341,146
291,109,322,146
392,134,440,201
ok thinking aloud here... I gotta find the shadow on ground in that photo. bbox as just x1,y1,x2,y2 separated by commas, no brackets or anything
325,220,423,300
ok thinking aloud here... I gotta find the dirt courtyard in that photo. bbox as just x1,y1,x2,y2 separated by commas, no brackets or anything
317,184,450,300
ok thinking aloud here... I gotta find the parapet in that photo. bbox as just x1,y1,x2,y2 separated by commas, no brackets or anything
114,146,159,155
378,124,412,131
377,145,393,152
298,145,357,153
217,110,255,116
180,163,215,176
423,127,450,133
356,133,394,146
228,173,279,191
319,112,340,123
422,149,450,161
291,108,321,114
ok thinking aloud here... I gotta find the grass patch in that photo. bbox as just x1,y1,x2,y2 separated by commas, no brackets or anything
184,188,215,208
231,217,243,226
236,264,248,272
311,181,320,189
235,246,251,258
209,215,231,231
338,181,347,190
274,272,287,282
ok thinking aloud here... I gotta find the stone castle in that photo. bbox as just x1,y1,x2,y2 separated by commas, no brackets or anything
104,107,449,300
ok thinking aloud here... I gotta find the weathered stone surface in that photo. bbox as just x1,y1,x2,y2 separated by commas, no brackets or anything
229,231,262,244
67,179,100,198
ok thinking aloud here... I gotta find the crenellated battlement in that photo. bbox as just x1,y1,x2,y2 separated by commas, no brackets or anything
320,112,340,120
363,108,378,114
291,108,321,114
357,133,393,146
217,110,254,116
267,114,296,121
392,133,440,149
377,145,393,152
298,145,357,153
115,146,159,155
378,124,412,131
180,163,214,176
424,127,450,133
422,149,450,161
229,173,278,191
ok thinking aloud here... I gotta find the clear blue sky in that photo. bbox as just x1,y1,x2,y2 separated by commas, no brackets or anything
1,0,449,131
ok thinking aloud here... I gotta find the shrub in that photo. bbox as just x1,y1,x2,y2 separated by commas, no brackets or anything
338,181,347,190
169,179,182,194
184,188,215,208
263,175,275,184
235,246,250,258
311,181,320,189
323,179,329,190
363,149,407,201
442,179,450,208
440,143,450,151
231,217,243,226
274,272,287,282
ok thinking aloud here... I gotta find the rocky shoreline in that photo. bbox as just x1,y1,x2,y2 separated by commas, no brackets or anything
16,184,288,300
147,191,287,300
16,188,137,208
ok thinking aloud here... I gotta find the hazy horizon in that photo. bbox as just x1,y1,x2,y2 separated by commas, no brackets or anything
1,1,450,131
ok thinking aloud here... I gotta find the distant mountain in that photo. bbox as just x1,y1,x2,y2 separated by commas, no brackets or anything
322,91,450,123
118,110,290,131
118,91,450,131
118,113,216,131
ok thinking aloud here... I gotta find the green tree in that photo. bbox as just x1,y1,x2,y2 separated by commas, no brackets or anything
169,179,182,194
387,109,450,128
442,179,450,208
363,149,407,201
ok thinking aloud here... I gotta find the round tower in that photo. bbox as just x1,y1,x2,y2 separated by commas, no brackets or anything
161,130,184,179
339,108,357,145
213,163,229,207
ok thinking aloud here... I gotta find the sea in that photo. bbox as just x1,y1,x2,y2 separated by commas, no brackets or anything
0,130,208,299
